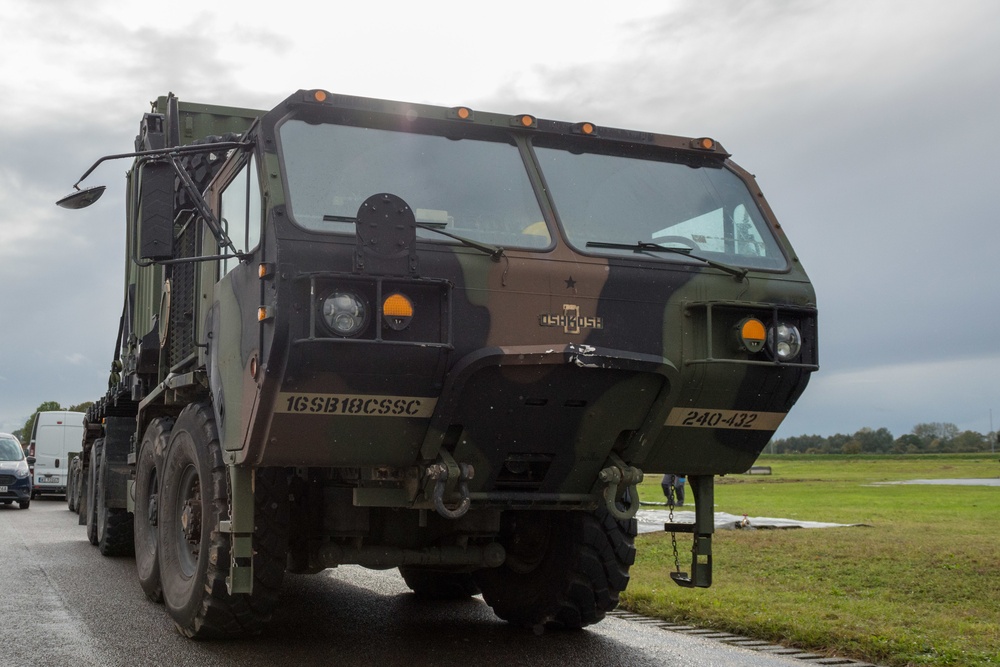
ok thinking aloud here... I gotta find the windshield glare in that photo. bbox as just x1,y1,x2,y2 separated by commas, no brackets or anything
0,437,24,461
277,119,786,270
278,120,550,249
535,147,786,270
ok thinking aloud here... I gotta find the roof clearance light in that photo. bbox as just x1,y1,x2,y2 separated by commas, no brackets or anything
382,293,414,331
313,90,328,103
510,114,537,129
736,317,767,354
692,137,716,150
572,122,596,136
450,106,474,120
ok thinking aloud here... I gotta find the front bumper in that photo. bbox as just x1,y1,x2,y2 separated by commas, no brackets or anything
0,480,31,502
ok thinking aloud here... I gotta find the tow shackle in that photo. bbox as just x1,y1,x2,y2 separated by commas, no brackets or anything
598,455,644,521
425,460,474,519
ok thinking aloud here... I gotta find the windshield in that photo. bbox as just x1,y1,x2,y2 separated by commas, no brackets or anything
0,437,24,461
278,120,550,249
534,146,787,270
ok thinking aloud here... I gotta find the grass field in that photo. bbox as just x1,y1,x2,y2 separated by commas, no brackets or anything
622,454,1000,666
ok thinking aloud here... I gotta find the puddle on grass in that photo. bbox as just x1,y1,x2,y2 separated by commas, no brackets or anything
636,479,999,535
636,506,866,534
870,478,1000,487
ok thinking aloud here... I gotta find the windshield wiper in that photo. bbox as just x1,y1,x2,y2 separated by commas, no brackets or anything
586,241,748,281
416,223,505,262
322,214,505,262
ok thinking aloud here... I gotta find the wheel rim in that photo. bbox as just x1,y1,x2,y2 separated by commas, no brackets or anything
503,513,551,574
138,468,158,553
173,463,202,577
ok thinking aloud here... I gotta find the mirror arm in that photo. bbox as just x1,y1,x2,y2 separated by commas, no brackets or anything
68,141,247,190
167,154,238,256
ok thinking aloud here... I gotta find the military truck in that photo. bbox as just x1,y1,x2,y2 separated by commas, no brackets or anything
58,89,817,638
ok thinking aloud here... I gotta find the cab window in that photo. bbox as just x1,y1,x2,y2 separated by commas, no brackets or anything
219,157,262,275
534,146,787,270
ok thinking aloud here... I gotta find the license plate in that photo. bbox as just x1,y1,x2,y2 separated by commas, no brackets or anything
0,486,7,492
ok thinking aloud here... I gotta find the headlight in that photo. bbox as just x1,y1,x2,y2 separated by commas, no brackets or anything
321,291,369,337
767,323,802,361
15,461,30,478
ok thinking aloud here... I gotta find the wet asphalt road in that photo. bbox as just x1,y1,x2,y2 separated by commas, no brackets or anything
1,498,818,667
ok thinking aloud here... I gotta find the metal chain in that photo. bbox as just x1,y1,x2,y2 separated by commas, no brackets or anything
667,483,681,574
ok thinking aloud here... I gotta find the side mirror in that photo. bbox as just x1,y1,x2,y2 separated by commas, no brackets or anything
26,456,36,466
56,185,106,209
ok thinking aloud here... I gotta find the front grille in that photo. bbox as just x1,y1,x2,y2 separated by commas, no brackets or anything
0,474,16,485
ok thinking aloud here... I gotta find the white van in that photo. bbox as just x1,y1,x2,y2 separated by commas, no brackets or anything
28,411,85,497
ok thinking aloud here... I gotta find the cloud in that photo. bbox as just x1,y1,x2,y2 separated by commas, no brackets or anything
0,0,998,440
778,353,1000,438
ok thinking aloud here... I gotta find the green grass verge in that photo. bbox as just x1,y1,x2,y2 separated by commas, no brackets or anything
622,454,1000,666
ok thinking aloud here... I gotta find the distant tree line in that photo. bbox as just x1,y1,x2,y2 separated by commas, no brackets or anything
11,400,93,446
768,422,999,455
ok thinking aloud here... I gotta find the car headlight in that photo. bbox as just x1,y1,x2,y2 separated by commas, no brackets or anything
15,461,30,478
321,291,369,337
767,323,802,361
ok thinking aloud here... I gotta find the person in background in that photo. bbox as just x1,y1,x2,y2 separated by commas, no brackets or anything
661,474,684,506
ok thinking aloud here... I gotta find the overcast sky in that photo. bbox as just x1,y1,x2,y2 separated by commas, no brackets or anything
1,0,998,440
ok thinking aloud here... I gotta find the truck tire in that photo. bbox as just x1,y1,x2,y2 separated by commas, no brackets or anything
66,459,76,511
85,440,103,546
134,417,173,602
398,567,480,600
97,443,135,557
473,507,636,630
175,133,241,208
72,459,84,513
157,402,288,638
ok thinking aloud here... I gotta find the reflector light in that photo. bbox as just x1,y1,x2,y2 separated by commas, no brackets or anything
258,307,271,322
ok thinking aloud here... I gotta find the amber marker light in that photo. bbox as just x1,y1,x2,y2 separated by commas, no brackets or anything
313,90,328,102
258,263,273,279
449,106,473,120
258,307,272,322
572,122,596,136
510,114,537,128
692,137,716,150
382,293,414,331
736,317,767,353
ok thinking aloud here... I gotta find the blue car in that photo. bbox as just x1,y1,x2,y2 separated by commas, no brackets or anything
0,433,32,509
